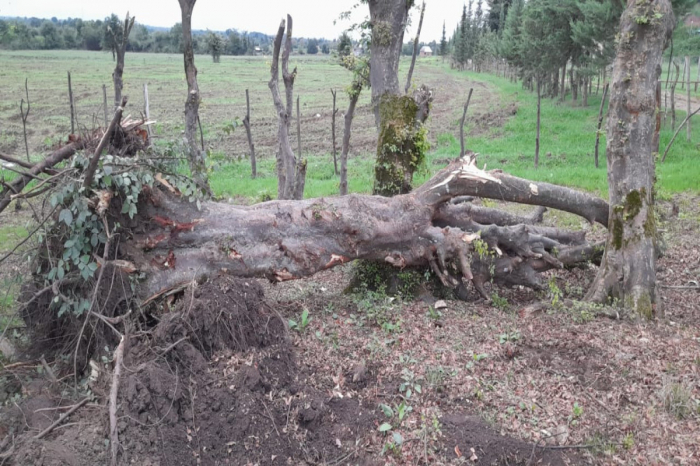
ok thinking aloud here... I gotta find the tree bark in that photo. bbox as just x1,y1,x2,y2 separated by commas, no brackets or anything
130,156,608,301
368,0,412,125
178,0,208,193
368,0,431,197
585,0,674,319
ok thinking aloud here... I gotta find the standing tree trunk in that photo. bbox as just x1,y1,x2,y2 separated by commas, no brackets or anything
340,83,361,196
368,0,411,125
243,89,256,178
560,63,567,102
178,0,209,193
535,78,541,169
110,13,135,110
368,0,433,197
268,16,306,200
585,0,674,319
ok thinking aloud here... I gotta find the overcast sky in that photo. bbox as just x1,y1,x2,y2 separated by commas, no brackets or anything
0,0,466,42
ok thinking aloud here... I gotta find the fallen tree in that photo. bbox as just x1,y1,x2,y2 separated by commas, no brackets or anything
123,154,607,301
3,145,608,307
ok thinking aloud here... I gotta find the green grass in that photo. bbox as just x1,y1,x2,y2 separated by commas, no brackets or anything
208,61,700,201
0,225,28,254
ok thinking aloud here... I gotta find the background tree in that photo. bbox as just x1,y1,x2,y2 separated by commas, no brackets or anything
337,32,353,57
585,0,674,318
177,0,208,193
440,21,448,57
306,38,319,54
206,31,224,62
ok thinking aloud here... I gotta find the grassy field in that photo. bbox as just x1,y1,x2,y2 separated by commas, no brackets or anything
1,50,698,204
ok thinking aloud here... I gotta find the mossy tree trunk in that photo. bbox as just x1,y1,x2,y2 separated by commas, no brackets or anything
585,0,674,319
372,90,431,196
368,0,432,197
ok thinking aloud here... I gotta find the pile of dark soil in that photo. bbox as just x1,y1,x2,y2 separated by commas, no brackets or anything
1,276,578,465
4,277,378,465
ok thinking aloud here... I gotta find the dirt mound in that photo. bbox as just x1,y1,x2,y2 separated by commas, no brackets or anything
472,103,518,136
5,277,377,465
440,414,577,465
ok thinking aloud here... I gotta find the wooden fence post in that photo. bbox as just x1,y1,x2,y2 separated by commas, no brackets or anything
68,71,75,134
242,89,256,178
331,89,338,175
143,83,152,144
296,96,302,161
686,56,692,142
102,84,108,127
595,83,609,168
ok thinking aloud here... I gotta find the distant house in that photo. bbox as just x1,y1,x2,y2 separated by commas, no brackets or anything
419,46,432,57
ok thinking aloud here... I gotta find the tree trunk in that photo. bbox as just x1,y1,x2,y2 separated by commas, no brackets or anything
178,0,208,193
535,78,541,169
368,0,411,125
131,156,608,301
268,16,305,200
585,0,674,319
111,14,134,110
340,84,361,196
373,86,432,196
560,63,567,102
113,48,126,110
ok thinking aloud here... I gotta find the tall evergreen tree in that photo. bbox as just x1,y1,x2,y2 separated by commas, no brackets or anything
440,21,447,56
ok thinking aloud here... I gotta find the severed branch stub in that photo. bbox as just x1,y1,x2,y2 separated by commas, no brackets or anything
83,96,128,190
